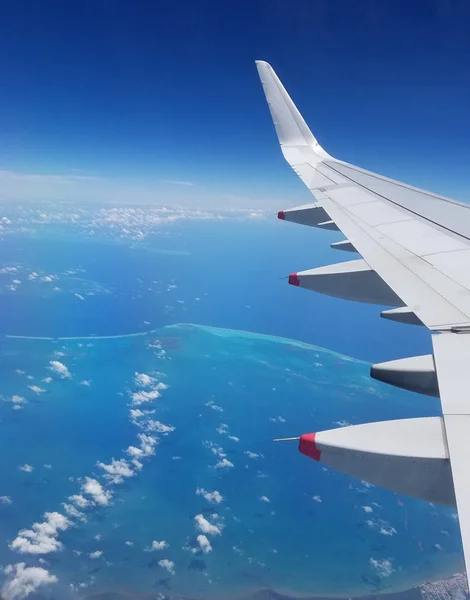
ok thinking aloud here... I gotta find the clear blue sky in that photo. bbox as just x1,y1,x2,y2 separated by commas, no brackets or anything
1,0,470,206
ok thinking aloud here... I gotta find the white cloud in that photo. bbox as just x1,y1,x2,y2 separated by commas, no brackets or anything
80,380,91,386
260,496,270,503
205,400,223,412
74,293,85,300
194,514,222,536
145,420,175,434
369,557,394,578
43,464,52,469
11,396,26,405
97,458,134,484
228,435,239,442
125,540,133,546
68,494,90,509
196,488,223,505
48,361,71,379
0,496,12,505
366,518,396,537
62,503,86,521
158,559,175,574
163,179,195,187
10,512,70,555
81,477,112,506
379,526,397,537
137,433,158,456
28,385,45,395
131,389,161,405
89,550,102,559
244,451,263,459
334,420,351,428
134,372,155,387
149,540,168,551
2,562,57,600
204,440,226,458
18,465,34,473
362,506,373,513
313,495,322,503
42,377,53,383
126,445,144,458
215,458,234,469
196,534,212,554
269,416,286,423
129,408,144,420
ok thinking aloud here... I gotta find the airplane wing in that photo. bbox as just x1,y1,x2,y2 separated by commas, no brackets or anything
256,60,470,580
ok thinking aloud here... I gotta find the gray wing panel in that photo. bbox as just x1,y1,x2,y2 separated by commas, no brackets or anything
433,334,470,579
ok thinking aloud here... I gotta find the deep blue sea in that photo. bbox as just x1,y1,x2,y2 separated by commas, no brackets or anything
0,212,462,599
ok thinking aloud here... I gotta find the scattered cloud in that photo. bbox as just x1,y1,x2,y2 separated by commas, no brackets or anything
10,512,70,555
42,377,53,384
28,385,45,395
366,518,397,537
11,396,26,406
379,526,397,537
89,550,103,559
81,477,112,506
62,503,86,521
125,541,133,546
205,400,223,412
2,562,57,600
149,540,168,551
131,389,161,405
196,488,223,505
196,534,212,554
97,458,134,484
369,557,394,578
215,458,234,469
137,433,158,457
362,506,373,513
134,372,155,387
158,558,175,575
260,496,270,503
48,361,71,379
145,420,175,434
228,435,239,442
269,416,286,423
80,380,91,386
313,495,322,503
68,494,90,509
0,496,12,505
18,465,34,473
244,451,263,460
163,180,195,187
129,408,144,420
194,514,222,536
74,293,85,300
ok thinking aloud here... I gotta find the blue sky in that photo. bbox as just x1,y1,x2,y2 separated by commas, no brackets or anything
1,0,470,206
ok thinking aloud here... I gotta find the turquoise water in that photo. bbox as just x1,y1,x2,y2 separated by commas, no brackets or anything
0,323,462,599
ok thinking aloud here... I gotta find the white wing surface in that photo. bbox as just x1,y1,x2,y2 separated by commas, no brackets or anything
256,60,470,580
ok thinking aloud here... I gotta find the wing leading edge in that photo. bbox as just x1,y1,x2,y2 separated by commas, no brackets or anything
256,60,470,582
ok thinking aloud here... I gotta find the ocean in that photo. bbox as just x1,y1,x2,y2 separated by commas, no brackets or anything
0,214,462,599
